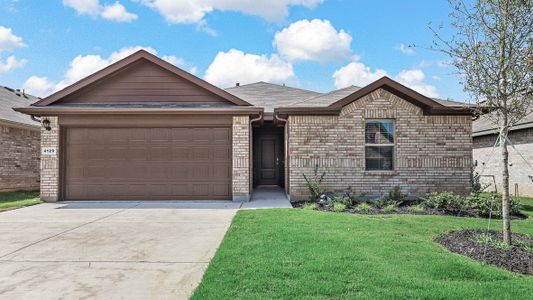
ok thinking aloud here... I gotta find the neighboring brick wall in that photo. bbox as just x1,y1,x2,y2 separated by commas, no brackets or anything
473,128,533,197
0,123,40,191
288,88,473,200
40,116,59,201
232,115,250,201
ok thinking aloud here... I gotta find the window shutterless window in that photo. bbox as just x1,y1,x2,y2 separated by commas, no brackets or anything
365,120,395,171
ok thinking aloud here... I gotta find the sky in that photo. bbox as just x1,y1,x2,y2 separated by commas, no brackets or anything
0,0,469,101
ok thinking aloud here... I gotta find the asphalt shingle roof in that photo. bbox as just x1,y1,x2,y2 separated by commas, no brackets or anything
0,86,40,127
225,82,321,112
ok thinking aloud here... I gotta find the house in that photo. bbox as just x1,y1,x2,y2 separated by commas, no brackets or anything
473,109,533,197
1,86,40,192
14,50,473,202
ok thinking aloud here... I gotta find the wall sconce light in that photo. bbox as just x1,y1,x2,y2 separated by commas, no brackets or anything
42,118,51,131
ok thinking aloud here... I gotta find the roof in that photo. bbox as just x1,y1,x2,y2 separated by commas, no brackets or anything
288,85,361,107
225,82,321,113
275,77,473,116
32,50,251,107
473,109,533,137
0,86,39,128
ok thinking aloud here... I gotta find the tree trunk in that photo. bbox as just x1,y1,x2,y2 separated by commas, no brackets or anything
500,131,512,245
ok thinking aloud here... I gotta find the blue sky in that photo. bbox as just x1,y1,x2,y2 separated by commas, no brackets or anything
0,0,468,101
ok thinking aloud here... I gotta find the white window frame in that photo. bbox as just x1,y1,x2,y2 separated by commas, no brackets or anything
364,119,396,171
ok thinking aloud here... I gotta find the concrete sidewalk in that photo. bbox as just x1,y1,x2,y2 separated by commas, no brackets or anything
241,186,293,209
0,202,236,300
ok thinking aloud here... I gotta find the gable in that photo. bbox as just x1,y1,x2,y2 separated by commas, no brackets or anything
56,59,230,104
33,50,250,107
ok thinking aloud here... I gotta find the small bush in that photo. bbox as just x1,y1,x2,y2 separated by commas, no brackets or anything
383,204,397,212
513,239,533,253
407,205,424,214
356,203,372,212
467,193,521,217
472,233,513,250
332,195,351,206
421,192,471,213
372,197,393,209
333,202,347,212
303,203,317,210
387,186,407,204
303,165,326,201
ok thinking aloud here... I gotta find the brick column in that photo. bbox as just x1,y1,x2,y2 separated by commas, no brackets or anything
232,116,250,201
40,116,59,201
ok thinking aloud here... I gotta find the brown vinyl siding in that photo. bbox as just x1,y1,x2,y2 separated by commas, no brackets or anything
57,60,231,104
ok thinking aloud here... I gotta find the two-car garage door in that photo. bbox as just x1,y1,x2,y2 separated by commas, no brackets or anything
64,127,232,200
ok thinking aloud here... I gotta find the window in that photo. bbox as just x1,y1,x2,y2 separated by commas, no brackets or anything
365,120,394,171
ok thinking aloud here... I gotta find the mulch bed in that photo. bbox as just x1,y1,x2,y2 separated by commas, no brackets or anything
292,202,527,219
436,230,533,275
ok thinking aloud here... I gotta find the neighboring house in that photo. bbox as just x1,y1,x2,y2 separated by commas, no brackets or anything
15,50,472,202
0,87,40,192
473,110,533,197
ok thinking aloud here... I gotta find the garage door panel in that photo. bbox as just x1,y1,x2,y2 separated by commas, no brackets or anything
65,127,232,200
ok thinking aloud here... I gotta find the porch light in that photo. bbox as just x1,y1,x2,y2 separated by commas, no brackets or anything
43,118,51,131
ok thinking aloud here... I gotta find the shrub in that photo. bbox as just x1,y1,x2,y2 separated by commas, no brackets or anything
332,195,351,206
333,203,347,212
421,192,471,213
356,203,372,212
467,193,521,217
303,203,317,210
303,165,326,201
472,233,513,250
383,204,397,213
387,186,407,205
513,239,533,253
407,205,424,213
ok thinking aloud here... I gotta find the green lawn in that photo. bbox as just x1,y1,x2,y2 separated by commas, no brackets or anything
0,190,41,210
193,197,533,299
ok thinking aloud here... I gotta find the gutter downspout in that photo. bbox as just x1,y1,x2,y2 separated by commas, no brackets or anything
249,113,263,199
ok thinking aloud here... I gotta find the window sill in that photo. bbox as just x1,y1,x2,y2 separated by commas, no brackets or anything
364,170,398,176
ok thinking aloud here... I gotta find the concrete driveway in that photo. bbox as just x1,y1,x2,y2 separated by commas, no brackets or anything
0,201,239,300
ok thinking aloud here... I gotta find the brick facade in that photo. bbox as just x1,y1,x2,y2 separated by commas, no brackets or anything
0,123,40,191
232,115,250,201
473,128,533,197
287,88,473,201
40,116,60,201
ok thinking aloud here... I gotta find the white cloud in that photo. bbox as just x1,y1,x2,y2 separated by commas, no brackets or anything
101,2,138,22
204,48,294,88
24,46,192,96
332,61,387,88
273,19,351,62
0,26,26,52
137,0,323,26
63,0,101,15
431,75,441,81
0,55,27,73
333,60,439,97
63,0,137,22
23,76,56,97
395,43,415,55
395,69,439,97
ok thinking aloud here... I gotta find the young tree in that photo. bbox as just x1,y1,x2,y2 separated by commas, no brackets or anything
432,0,532,244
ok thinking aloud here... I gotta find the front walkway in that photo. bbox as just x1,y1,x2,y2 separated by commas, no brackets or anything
0,202,237,299
241,186,293,209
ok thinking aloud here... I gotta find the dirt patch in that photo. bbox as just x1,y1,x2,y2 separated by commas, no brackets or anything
436,230,533,275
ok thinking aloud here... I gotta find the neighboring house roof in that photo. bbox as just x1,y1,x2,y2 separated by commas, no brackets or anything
473,109,533,137
32,50,251,107
225,82,321,112
0,86,39,129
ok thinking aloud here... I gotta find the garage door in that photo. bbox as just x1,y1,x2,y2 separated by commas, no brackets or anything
64,127,232,200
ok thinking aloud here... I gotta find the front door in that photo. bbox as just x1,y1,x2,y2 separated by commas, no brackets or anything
253,124,284,186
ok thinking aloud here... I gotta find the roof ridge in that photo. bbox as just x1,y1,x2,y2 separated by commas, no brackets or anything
288,85,360,107
225,81,321,94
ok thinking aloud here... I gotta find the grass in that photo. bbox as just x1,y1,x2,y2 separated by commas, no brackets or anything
192,196,533,299
0,190,41,210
